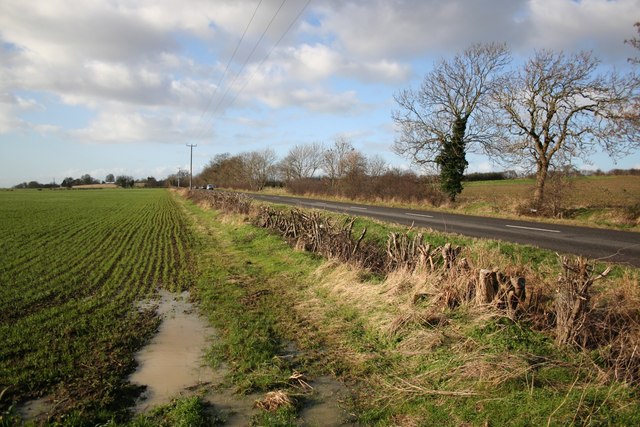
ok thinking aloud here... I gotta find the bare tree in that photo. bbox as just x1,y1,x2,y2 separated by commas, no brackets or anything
280,142,324,181
322,136,354,190
624,22,640,133
343,150,368,177
243,149,278,191
199,153,246,188
393,42,511,201
490,50,639,209
367,154,388,178
626,22,640,64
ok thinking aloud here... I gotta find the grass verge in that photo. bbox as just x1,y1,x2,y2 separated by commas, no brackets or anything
176,197,333,425
175,192,640,425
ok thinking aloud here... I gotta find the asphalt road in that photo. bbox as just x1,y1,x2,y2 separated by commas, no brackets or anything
248,193,640,267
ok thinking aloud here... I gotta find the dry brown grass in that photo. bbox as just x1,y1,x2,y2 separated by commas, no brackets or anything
587,272,640,383
254,390,293,411
70,183,118,189
191,188,640,401
460,176,640,209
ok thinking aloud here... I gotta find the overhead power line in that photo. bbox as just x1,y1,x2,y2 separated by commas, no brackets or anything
194,0,265,131
226,0,312,112
192,0,313,142
207,0,289,120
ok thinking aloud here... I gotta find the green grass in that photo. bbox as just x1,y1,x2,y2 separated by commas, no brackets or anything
177,193,640,426
0,189,195,423
127,397,213,427
4,188,639,425
180,199,323,392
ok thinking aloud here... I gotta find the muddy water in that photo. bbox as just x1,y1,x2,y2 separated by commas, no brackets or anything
298,376,355,426
19,396,52,422
21,290,355,425
203,375,355,427
128,291,357,424
130,290,216,412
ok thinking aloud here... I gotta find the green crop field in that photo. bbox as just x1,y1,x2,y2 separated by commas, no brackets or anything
0,189,194,422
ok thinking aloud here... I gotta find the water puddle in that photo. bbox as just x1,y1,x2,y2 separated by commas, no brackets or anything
19,396,53,423
299,376,356,426
204,385,262,426
202,375,355,426
19,290,356,426
129,289,215,412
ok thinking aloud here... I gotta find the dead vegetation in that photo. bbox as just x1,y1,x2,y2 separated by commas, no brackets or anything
185,189,640,389
254,390,293,412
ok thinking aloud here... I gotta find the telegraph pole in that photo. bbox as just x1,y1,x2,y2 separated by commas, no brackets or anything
186,143,197,190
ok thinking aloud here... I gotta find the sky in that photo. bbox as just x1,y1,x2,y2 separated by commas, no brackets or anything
1,0,639,188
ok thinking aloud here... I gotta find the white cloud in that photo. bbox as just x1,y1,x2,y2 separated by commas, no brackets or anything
0,92,38,133
70,109,204,144
310,0,638,64
1,0,637,145
288,88,360,113
525,0,640,61
467,161,495,174
311,0,526,58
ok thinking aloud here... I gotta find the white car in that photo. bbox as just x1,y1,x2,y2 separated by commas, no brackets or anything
206,184,215,190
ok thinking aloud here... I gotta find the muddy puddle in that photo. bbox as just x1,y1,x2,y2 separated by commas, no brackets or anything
297,376,356,426
130,291,355,425
20,290,355,425
19,396,52,422
129,289,216,412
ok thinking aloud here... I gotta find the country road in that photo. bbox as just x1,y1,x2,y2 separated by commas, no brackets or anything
247,193,640,267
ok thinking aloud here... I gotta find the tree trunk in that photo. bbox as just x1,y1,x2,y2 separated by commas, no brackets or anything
533,162,549,210
476,269,498,304
437,117,468,202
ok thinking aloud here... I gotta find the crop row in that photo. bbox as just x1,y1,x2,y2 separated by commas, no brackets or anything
0,189,194,419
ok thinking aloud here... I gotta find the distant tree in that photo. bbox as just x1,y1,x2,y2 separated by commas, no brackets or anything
115,175,134,188
322,137,354,191
340,149,369,198
105,173,115,183
490,50,639,209
80,174,97,185
243,149,278,191
280,142,324,181
199,153,247,188
145,176,158,188
393,43,511,201
166,169,189,187
367,154,388,178
61,177,76,188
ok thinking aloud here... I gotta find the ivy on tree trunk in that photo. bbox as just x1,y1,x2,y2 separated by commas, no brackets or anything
436,117,469,202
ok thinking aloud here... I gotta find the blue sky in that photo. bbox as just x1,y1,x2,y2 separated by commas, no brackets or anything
1,0,639,187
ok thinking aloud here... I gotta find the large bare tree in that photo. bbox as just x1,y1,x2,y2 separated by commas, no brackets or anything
393,42,510,201
490,50,639,209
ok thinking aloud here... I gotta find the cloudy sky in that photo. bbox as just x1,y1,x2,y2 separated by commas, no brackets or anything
1,0,639,187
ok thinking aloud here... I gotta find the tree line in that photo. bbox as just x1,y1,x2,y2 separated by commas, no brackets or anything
393,24,640,208
13,174,165,189
196,138,448,203
200,25,639,210
195,138,640,209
